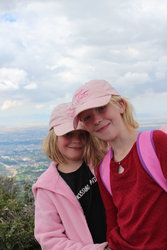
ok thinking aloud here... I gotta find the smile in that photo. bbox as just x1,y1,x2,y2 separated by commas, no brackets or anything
96,123,110,132
68,146,83,149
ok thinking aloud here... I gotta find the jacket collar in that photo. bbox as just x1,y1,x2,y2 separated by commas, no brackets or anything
32,161,83,211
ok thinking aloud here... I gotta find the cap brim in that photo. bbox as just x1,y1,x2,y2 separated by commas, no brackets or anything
54,122,75,136
73,95,111,129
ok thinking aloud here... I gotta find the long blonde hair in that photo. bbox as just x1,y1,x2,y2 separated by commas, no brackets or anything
110,95,139,130
42,129,108,166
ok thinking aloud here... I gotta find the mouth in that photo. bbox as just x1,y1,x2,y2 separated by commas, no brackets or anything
69,146,83,150
96,123,110,132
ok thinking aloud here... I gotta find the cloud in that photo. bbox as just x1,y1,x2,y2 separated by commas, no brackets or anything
24,83,37,90
118,72,151,86
132,91,167,115
0,0,167,127
35,104,45,109
0,68,27,90
1,99,22,110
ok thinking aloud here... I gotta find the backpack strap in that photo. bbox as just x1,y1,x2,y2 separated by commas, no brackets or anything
136,130,167,192
99,149,113,195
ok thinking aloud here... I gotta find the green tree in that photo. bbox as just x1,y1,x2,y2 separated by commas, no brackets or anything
0,176,41,250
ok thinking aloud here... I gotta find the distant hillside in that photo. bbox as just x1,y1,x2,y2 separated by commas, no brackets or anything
0,127,50,187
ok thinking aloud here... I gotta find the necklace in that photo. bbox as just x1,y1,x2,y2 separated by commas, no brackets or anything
117,162,124,174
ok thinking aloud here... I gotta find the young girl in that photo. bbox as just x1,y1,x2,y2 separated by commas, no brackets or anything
32,102,109,250
72,80,167,250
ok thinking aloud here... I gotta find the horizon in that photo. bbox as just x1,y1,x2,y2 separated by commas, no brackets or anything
0,116,166,133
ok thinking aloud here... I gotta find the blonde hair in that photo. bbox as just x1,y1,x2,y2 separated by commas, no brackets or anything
84,136,108,166
42,129,108,166
110,95,139,130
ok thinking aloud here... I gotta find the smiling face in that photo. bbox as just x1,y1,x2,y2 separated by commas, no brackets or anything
57,130,88,163
79,101,126,141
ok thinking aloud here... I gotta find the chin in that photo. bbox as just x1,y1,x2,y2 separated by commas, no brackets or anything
70,155,83,161
93,133,109,141
99,136,109,141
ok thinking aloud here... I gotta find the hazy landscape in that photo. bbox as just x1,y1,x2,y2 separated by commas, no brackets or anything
0,127,49,187
0,123,163,188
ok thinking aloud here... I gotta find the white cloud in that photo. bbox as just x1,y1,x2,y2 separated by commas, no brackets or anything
0,79,18,90
118,72,151,86
1,99,22,110
0,0,167,127
24,83,37,90
141,0,167,16
0,68,27,91
35,104,45,109
132,91,167,115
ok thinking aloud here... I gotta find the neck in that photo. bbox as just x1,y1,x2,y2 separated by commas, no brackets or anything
57,160,83,173
109,128,139,162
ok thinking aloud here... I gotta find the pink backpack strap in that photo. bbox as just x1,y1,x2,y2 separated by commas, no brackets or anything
136,130,167,192
99,149,113,195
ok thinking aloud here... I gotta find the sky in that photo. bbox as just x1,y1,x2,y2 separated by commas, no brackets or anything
0,0,167,129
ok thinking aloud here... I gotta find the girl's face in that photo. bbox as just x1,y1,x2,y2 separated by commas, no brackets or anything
79,101,125,141
57,130,87,163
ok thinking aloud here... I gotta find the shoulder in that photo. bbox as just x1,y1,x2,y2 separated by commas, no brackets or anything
152,130,167,162
32,162,59,195
152,129,167,145
36,161,58,183
139,129,167,159
152,129,167,179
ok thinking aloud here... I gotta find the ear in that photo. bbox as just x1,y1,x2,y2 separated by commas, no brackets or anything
118,100,126,114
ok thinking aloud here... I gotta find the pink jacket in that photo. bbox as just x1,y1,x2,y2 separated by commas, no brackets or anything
32,162,108,250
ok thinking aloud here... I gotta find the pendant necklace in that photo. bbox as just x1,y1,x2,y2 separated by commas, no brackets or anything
117,161,124,174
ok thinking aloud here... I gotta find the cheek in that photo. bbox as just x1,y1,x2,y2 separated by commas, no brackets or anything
82,123,94,133
57,137,67,148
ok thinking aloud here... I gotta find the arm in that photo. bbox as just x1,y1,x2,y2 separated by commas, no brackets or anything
34,188,108,250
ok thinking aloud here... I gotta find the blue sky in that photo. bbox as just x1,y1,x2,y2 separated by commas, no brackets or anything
0,0,167,129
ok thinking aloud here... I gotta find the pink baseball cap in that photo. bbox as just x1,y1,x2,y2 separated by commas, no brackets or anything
49,102,84,136
72,80,119,129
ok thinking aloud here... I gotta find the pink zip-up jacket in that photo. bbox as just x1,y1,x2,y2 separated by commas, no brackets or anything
32,162,108,250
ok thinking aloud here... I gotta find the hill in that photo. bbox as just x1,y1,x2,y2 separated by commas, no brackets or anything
0,127,50,187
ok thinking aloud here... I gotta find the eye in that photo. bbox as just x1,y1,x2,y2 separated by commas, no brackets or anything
80,114,92,123
97,105,107,113
83,115,91,122
64,132,73,138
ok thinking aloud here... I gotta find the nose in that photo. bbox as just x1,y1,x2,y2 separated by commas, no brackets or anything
72,132,83,142
92,110,102,126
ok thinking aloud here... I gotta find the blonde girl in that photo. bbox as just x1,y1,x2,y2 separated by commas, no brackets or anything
32,102,109,250
72,80,167,250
